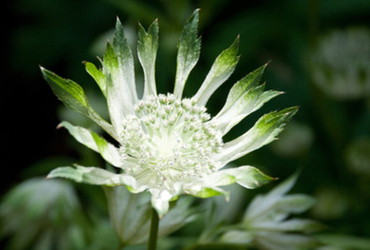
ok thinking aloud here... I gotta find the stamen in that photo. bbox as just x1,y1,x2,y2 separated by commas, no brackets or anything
119,94,223,189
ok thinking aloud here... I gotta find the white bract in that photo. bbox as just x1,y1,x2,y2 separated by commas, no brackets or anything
41,9,297,217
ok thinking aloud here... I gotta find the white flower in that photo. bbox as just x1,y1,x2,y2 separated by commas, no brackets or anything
308,27,370,100
41,9,297,217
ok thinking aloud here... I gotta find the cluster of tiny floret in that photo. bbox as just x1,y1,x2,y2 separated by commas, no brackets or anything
119,93,223,188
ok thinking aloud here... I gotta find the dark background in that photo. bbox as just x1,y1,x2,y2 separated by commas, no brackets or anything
3,0,370,247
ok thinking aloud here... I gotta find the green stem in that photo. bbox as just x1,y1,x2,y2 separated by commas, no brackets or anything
117,242,124,250
148,207,159,250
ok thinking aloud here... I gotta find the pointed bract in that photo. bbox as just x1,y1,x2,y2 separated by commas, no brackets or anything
202,166,274,189
47,165,138,188
41,67,89,115
102,18,138,135
218,63,268,114
174,9,201,98
138,20,159,99
185,186,230,200
85,61,107,97
213,83,282,135
59,121,123,168
40,67,116,139
216,107,299,166
151,189,173,218
113,18,138,105
212,63,282,134
193,36,240,106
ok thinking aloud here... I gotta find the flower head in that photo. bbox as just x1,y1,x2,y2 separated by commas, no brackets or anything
119,93,223,187
41,9,297,217
308,27,370,100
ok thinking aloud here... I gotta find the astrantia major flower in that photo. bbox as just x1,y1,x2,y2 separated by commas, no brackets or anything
41,10,297,217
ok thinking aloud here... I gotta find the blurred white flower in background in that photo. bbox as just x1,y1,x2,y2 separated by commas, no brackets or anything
309,27,370,100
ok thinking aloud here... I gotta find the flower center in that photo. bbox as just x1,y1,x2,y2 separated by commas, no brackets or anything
119,93,223,188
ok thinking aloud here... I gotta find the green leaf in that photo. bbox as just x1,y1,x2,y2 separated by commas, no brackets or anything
58,121,122,168
246,172,300,219
273,194,317,214
0,178,84,250
253,219,325,233
246,172,301,220
103,187,196,244
316,234,370,249
216,106,298,166
102,186,152,245
193,36,240,106
47,165,137,187
247,194,316,224
138,20,159,99
220,230,254,245
255,232,320,249
84,61,106,97
173,9,201,98
268,171,300,197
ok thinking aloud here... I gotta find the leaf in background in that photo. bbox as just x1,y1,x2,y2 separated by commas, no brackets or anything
102,186,197,245
0,178,88,250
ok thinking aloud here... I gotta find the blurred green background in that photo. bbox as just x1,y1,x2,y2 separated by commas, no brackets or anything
2,0,370,249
